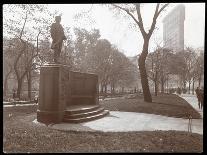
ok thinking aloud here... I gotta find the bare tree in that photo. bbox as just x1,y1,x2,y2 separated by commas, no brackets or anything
3,4,57,99
111,3,169,102
146,50,160,96
3,39,14,98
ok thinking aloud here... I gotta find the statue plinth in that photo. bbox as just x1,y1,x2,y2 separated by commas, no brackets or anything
37,63,108,124
37,63,70,123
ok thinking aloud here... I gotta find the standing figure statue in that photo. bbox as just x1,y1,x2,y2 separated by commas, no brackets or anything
50,16,66,63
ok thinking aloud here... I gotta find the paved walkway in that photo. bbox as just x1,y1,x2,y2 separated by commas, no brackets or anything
33,94,203,135
180,94,203,118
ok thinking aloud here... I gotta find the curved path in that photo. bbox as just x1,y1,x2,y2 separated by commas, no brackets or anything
33,94,203,135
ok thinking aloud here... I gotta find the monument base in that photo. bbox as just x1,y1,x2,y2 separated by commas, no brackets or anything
37,63,109,124
37,110,63,124
37,63,69,124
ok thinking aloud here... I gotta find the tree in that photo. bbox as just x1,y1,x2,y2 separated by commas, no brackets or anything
3,38,15,98
84,39,112,93
111,3,169,102
3,4,57,99
146,50,160,96
180,47,204,94
73,28,101,71
175,49,197,92
84,39,137,94
185,47,198,94
146,47,174,95
108,46,138,94
194,49,204,88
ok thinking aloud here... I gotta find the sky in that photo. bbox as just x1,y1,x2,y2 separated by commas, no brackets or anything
7,3,206,57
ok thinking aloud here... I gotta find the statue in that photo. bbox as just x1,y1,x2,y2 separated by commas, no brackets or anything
50,16,66,63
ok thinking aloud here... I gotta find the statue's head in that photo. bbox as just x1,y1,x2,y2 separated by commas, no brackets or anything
55,16,61,23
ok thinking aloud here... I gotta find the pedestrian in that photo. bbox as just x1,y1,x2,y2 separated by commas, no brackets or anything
195,87,201,109
199,88,203,110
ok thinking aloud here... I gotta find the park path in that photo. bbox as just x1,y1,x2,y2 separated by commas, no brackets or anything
45,94,203,135
45,110,202,134
5,94,203,134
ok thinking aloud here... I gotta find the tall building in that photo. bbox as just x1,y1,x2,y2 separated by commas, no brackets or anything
163,4,185,52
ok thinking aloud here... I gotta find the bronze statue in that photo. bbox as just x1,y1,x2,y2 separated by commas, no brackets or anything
50,16,66,63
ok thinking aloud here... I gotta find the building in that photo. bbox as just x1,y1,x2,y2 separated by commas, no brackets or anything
163,4,185,52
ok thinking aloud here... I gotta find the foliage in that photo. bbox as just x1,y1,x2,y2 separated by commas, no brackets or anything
73,28,101,71
146,47,174,93
175,47,203,90
81,38,137,92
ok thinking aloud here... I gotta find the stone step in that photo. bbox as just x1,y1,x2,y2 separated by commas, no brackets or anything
64,107,105,119
65,105,100,115
63,110,109,123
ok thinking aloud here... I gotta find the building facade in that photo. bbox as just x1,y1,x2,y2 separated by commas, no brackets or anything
163,4,185,52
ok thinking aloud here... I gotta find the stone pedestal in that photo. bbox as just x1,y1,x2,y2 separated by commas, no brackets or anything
37,63,69,123
37,63,108,124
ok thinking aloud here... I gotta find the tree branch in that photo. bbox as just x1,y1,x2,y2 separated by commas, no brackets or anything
112,4,141,28
148,3,169,37
19,11,28,39
157,3,169,16
135,4,147,37
14,39,27,81
36,30,41,55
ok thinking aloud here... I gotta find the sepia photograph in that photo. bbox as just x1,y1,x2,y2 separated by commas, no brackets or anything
3,3,204,153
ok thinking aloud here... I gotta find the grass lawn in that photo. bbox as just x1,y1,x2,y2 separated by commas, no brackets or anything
101,94,201,119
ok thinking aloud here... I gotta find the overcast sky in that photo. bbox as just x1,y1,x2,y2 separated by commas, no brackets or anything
22,4,207,57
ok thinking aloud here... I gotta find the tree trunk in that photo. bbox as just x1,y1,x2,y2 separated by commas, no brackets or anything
192,77,195,95
154,71,158,96
104,84,107,94
154,80,158,96
16,79,23,99
27,71,32,101
166,76,169,93
122,87,124,93
112,82,115,94
13,40,27,100
3,71,12,97
110,82,112,94
138,39,152,102
184,81,186,89
188,80,191,94
3,78,8,97
161,76,164,93
198,74,201,88
101,82,104,93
